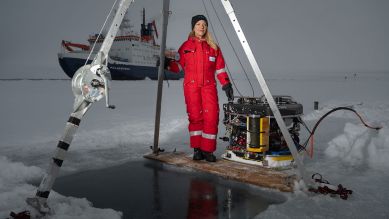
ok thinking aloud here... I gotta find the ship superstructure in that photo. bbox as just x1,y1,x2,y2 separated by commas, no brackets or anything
58,8,183,80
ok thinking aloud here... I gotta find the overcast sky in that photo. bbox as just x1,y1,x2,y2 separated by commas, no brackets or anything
0,0,388,78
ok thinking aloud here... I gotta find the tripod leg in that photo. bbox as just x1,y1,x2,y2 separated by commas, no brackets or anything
26,101,91,214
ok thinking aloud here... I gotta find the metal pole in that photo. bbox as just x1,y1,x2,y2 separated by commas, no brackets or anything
26,102,91,213
220,0,308,184
153,0,170,154
314,101,319,110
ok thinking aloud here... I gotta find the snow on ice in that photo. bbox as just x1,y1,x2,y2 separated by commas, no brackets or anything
0,72,388,218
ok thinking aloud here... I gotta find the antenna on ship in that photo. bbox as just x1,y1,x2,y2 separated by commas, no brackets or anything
141,8,146,40
143,8,146,26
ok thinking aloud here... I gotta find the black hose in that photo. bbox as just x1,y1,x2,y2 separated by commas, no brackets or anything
302,106,382,149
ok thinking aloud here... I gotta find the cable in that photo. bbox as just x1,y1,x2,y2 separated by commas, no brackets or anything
84,0,120,67
201,0,242,96
200,0,244,97
208,0,255,97
302,106,382,158
294,116,313,155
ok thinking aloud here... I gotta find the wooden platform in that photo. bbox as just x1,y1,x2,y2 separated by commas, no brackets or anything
144,151,296,192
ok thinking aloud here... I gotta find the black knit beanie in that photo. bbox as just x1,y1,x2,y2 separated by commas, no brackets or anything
191,15,208,29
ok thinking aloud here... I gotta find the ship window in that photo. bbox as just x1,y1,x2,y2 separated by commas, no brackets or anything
132,44,135,46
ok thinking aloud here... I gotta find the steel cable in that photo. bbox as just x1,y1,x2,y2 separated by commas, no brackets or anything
201,0,246,97
207,0,255,97
84,0,120,67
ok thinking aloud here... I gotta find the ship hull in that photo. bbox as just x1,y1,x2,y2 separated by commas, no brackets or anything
58,55,183,80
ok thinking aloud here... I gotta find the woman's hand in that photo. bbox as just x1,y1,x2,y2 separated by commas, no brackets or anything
222,83,234,102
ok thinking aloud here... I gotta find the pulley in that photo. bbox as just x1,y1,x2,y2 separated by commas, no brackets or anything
72,64,114,111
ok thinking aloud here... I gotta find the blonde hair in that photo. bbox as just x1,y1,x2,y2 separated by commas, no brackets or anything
188,30,218,51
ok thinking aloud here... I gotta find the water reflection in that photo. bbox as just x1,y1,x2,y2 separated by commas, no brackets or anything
54,160,285,219
184,176,276,219
187,179,218,219
224,189,232,219
152,167,163,219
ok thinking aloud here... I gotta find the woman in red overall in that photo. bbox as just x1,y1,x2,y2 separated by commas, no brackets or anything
168,15,234,162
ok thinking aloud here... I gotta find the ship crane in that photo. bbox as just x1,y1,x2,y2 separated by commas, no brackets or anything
61,40,90,52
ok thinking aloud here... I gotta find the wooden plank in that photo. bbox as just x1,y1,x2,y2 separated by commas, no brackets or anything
144,151,296,192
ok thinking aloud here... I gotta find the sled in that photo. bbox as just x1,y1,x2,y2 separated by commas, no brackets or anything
144,151,296,192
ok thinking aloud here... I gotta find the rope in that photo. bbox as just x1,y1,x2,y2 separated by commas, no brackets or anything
309,173,353,200
84,0,120,67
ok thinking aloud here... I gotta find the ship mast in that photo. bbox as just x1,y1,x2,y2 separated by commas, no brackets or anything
140,8,154,43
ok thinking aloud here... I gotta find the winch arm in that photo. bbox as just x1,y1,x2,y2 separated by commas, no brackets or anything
24,0,135,215
92,0,134,65
90,0,135,109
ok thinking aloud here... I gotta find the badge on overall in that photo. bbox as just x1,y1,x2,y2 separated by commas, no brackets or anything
209,56,216,62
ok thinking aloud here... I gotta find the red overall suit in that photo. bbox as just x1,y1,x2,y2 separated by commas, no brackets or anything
169,37,230,152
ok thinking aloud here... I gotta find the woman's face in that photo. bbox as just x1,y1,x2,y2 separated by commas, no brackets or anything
193,20,207,39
